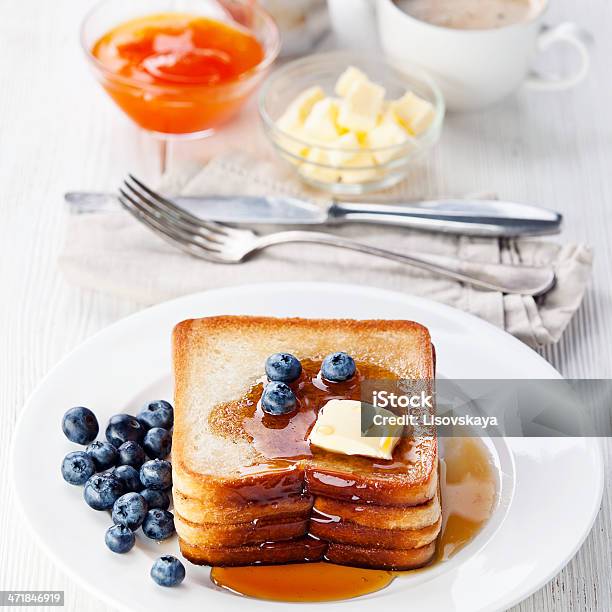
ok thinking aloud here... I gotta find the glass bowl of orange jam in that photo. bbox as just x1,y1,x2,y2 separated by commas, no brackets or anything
81,0,280,138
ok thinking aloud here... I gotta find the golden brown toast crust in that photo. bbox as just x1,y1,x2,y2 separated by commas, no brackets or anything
313,491,441,530
179,537,327,566
173,458,305,504
305,455,438,505
173,487,313,525
310,516,441,549
175,513,308,548
325,541,436,570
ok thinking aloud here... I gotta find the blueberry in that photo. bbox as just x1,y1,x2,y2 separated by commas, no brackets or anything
141,488,170,511
142,509,175,540
265,353,302,383
114,465,142,492
86,440,117,471
112,492,148,529
137,401,174,431
143,427,172,459
62,407,99,445
83,472,124,510
321,352,356,382
150,555,185,587
139,459,172,491
261,381,297,416
117,441,146,469
61,451,95,486
105,414,145,447
105,524,135,554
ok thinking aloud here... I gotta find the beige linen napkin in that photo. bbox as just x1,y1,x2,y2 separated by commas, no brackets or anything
60,153,592,348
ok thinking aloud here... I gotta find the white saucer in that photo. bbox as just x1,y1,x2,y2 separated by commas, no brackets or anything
11,283,603,612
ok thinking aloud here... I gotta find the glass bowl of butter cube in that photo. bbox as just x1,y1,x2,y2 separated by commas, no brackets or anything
259,51,444,194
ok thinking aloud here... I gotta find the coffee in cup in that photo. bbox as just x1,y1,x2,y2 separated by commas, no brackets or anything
395,0,543,31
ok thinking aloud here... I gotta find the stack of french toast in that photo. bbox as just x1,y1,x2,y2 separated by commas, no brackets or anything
172,316,441,569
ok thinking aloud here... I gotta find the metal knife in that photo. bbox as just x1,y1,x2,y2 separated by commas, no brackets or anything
64,192,562,237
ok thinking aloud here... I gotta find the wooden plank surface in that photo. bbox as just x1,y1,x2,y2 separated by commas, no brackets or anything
0,0,609,610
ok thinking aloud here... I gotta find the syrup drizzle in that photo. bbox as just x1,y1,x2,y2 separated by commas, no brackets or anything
210,436,496,602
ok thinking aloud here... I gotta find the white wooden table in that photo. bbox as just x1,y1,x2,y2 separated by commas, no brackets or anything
0,1,609,610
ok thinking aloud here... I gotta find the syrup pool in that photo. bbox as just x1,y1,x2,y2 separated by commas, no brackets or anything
211,563,394,602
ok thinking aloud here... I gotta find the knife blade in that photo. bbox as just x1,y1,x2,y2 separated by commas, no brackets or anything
64,192,562,237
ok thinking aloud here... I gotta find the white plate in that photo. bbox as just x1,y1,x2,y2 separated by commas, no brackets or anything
11,283,603,612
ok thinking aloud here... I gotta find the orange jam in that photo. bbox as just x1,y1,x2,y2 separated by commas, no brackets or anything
91,13,267,135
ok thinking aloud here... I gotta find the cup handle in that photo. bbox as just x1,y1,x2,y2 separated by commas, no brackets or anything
525,22,592,91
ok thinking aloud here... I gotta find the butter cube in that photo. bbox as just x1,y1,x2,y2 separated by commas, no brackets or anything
300,148,341,184
327,132,361,167
308,399,402,460
391,91,436,136
368,116,412,165
338,152,381,184
277,85,325,131
303,99,341,142
338,80,386,133
335,66,368,98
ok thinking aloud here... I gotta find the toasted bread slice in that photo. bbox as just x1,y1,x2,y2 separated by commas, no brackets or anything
325,541,436,570
173,488,313,524
179,537,327,566
306,453,438,505
175,513,308,548
313,490,441,530
173,459,306,504
172,316,435,495
310,516,441,549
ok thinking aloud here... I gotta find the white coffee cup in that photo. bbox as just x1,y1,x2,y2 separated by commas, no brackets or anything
328,0,591,111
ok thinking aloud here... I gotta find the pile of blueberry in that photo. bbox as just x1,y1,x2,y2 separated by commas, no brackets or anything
60,401,185,588
261,351,356,415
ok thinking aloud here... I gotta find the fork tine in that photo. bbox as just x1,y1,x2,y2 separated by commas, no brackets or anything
126,174,238,237
119,191,226,262
119,194,210,260
120,196,228,263
119,188,218,250
125,174,209,224
121,183,226,245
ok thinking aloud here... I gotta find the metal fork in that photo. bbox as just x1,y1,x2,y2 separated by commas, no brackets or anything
118,176,556,296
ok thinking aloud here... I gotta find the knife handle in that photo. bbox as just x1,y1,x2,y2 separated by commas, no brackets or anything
328,199,563,237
